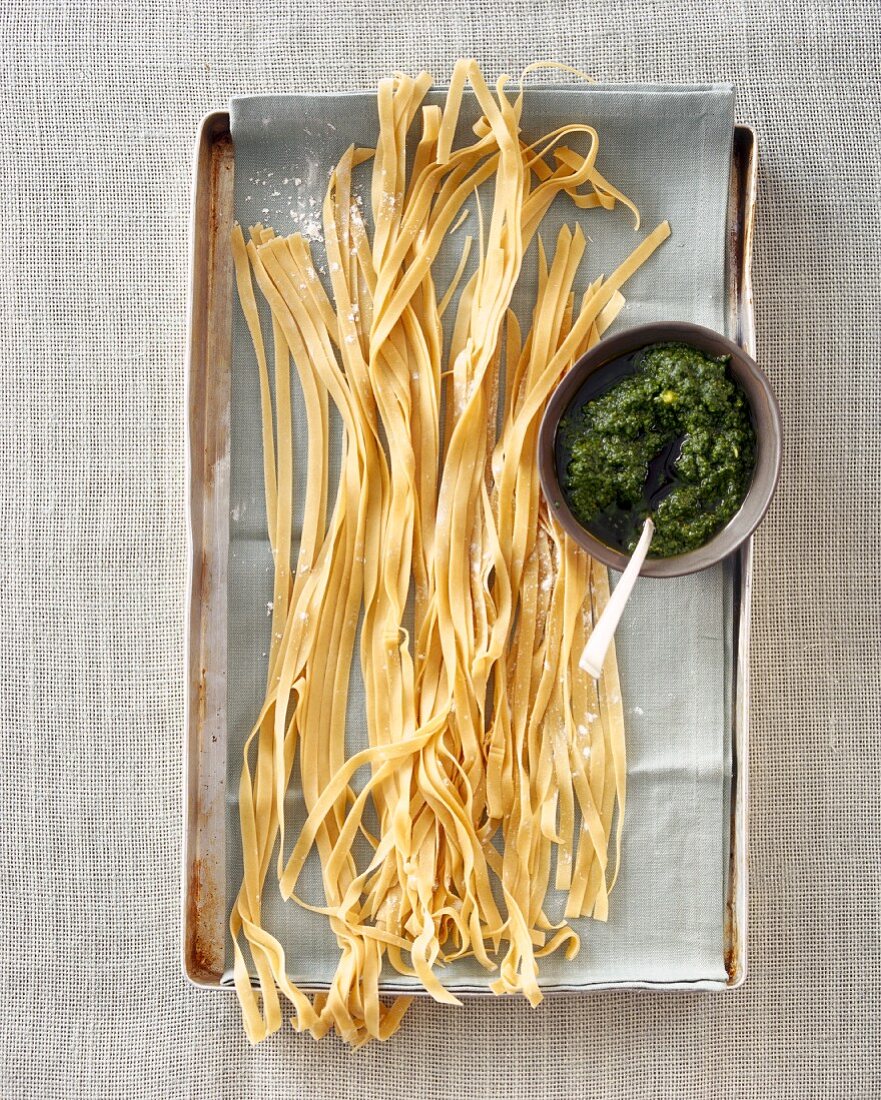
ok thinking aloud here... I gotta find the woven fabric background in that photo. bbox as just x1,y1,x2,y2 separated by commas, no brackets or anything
0,1,878,1097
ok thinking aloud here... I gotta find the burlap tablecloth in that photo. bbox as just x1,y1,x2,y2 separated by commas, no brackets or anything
1,2,878,1097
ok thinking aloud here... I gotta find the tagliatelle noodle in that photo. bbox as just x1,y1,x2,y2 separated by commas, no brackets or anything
230,225,277,542
229,60,670,1047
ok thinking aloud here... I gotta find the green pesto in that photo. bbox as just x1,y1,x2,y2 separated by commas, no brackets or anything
563,343,756,557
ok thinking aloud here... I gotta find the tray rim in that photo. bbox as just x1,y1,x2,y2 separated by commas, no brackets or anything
182,110,234,988
181,110,758,995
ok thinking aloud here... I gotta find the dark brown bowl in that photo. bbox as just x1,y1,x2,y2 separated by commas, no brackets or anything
537,321,782,577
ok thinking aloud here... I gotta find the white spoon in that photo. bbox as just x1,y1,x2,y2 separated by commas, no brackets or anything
579,517,655,679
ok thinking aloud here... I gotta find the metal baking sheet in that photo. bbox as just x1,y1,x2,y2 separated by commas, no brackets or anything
181,111,757,993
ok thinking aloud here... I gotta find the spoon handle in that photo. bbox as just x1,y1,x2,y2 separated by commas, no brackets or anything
579,517,655,679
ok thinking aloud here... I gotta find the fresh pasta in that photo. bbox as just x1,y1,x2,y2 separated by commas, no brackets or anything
230,59,670,1046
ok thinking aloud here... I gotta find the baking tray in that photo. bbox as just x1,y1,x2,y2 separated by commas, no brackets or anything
182,110,757,993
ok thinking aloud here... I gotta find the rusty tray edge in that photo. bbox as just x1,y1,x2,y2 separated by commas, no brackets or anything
182,111,234,988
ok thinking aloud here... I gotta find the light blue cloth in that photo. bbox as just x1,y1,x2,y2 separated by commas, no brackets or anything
227,83,735,986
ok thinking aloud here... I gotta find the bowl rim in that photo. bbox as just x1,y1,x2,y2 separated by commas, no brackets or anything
537,321,782,578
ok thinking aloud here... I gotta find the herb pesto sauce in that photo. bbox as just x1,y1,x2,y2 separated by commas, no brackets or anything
561,342,756,557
